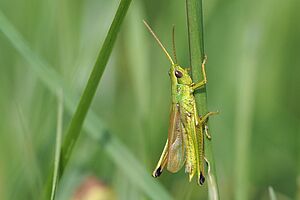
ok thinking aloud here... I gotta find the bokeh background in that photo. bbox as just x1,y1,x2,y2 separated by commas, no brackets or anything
0,0,299,199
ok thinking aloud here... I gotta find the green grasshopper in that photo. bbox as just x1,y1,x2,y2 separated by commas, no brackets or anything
143,21,218,185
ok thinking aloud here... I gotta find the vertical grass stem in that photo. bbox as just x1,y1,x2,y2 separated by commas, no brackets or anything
186,0,220,198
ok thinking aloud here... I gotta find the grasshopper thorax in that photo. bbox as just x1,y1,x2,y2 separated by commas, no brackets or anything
170,64,192,85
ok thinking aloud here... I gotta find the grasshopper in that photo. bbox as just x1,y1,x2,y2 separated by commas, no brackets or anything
143,21,218,185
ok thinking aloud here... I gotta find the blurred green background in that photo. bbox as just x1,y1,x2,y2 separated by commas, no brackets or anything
0,0,299,199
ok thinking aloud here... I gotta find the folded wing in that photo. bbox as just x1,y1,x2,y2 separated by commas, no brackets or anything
167,103,185,173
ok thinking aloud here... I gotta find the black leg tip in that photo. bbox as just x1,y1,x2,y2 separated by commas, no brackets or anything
153,166,162,178
199,172,205,185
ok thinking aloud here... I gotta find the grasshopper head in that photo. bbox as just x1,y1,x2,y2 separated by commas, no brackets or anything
170,64,192,85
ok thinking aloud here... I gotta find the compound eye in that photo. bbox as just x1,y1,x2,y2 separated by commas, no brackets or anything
175,70,183,78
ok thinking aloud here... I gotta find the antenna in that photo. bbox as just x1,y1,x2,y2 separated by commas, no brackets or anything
172,25,178,64
143,20,174,65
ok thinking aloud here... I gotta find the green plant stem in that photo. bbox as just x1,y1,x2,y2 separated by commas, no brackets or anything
186,0,220,198
43,0,132,197
61,0,132,172
50,90,63,200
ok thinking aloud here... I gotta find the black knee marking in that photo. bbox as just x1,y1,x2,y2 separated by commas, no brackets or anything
153,166,163,178
199,172,205,185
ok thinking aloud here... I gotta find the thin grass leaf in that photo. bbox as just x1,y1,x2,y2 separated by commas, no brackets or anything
0,7,172,200
61,0,132,172
233,23,260,200
206,162,219,200
268,186,277,200
186,0,220,198
48,0,132,197
50,90,63,200
15,105,42,197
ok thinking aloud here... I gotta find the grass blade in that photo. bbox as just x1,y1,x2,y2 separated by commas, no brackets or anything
233,22,260,200
0,4,172,200
50,90,63,200
186,0,220,198
268,186,277,200
49,0,132,196
60,0,131,175
206,163,219,200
